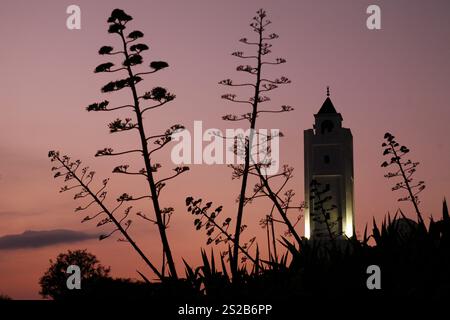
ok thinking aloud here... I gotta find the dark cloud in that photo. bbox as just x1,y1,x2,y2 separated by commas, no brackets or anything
0,211,42,218
0,229,98,250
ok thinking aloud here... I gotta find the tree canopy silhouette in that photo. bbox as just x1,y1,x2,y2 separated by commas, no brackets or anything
39,249,110,300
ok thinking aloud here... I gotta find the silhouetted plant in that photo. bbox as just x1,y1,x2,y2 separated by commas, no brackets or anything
252,165,304,257
381,132,425,223
48,151,162,278
50,9,187,279
218,8,295,277
309,179,340,240
259,206,279,262
185,196,259,266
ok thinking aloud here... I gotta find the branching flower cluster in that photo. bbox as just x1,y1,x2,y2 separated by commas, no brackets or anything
49,9,187,280
184,9,300,277
48,151,162,278
381,132,425,223
186,197,258,265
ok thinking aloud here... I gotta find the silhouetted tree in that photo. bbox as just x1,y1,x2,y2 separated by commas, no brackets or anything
50,9,188,279
39,249,110,300
381,132,425,223
39,249,157,300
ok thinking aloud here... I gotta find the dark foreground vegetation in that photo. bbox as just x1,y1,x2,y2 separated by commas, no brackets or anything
37,201,449,302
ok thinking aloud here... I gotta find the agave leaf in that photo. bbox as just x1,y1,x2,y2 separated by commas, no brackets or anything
136,270,151,284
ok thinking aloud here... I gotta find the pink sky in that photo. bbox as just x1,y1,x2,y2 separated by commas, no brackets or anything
1,0,449,299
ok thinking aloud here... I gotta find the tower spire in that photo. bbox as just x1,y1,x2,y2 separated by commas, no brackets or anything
318,86,338,114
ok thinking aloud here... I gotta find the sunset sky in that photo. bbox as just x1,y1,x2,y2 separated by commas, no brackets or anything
1,0,449,299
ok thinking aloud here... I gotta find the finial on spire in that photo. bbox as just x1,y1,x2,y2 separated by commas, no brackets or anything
326,86,330,97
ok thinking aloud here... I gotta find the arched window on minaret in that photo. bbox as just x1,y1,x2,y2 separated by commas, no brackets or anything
321,120,334,134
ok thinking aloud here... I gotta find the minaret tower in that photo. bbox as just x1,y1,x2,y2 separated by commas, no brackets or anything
304,87,355,239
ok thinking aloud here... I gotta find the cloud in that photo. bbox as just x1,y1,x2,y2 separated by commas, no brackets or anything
0,211,42,218
0,229,98,250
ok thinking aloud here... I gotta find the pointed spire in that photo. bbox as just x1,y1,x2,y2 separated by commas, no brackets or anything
318,86,337,114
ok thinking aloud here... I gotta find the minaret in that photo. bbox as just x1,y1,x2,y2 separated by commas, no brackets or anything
304,87,355,239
